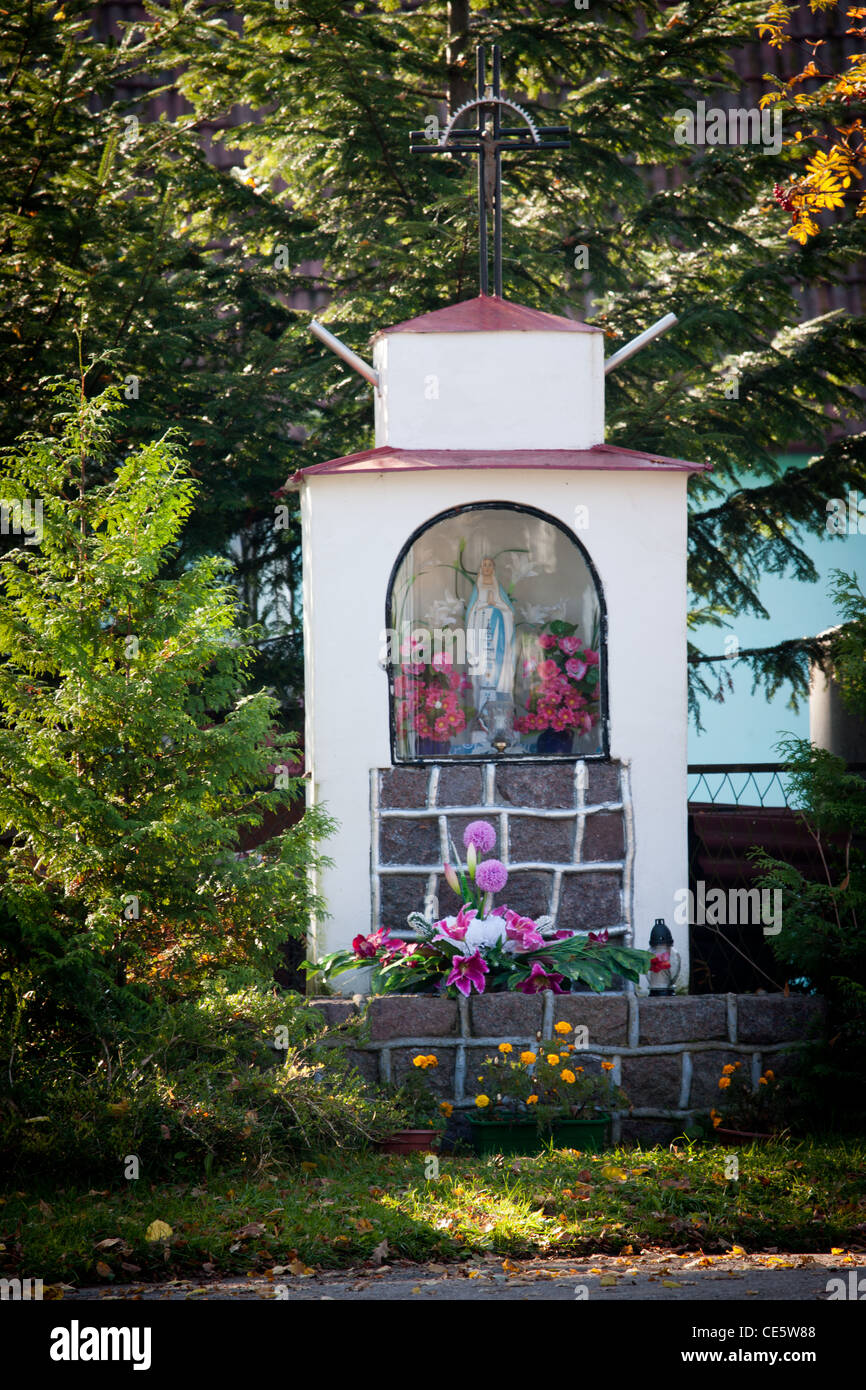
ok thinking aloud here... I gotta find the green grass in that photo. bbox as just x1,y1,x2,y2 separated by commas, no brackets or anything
3,1139,864,1287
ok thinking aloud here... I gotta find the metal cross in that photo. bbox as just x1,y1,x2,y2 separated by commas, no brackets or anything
410,44,569,297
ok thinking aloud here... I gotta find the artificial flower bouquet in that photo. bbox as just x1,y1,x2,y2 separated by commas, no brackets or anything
515,620,601,738
472,1023,629,1133
304,820,650,996
393,644,472,748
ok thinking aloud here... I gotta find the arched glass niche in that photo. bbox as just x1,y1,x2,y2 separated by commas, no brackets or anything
387,503,607,761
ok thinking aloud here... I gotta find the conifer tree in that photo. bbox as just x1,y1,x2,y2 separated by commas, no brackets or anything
0,383,332,1046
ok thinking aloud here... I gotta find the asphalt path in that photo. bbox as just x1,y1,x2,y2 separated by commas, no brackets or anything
60,1250,864,1301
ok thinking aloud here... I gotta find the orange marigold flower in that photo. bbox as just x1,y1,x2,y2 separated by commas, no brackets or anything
722,1064,736,1075
763,1069,775,1080
554,1021,572,1035
718,1076,731,1089
560,1069,576,1084
440,1102,453,1117
498,1043,513,1054
520,1051,536,1065
526,1094,539,1105
546,1055,560,1065
601,1061,615,1072
475,1094,490,1108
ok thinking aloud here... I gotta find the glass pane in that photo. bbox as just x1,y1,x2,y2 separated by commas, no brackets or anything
389,506,604,759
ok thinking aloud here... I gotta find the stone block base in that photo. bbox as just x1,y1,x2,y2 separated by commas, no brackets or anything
312,992,824,1144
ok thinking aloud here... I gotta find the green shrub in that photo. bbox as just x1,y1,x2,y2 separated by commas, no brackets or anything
0,984,397,1183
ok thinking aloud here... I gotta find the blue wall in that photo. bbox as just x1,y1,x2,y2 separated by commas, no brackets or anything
688,455,866,768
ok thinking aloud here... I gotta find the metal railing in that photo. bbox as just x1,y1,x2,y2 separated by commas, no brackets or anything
689,761,866,808
688,763,797,808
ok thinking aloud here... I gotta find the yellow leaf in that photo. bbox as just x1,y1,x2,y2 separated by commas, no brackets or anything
353,1217,374,1233
145,1219,173,1242
502,1258,521,1274
599,1274,617,1287
662,1279,682,1288
600,1165,628,1182
730,1245,747,1256
830,1247,844,1255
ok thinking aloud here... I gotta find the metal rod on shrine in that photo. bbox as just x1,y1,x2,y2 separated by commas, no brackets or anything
604,312,679,374
309,319,380,389
476,44,489,295
493,44,503,297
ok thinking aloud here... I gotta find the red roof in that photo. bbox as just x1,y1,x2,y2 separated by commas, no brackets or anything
286,443,709,489
374,294,601,338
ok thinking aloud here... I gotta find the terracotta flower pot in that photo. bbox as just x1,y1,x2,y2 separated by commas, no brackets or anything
714,1126,773,1145
377,1129,438,1155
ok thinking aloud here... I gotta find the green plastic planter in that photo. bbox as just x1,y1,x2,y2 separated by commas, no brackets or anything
468,1113,611,1157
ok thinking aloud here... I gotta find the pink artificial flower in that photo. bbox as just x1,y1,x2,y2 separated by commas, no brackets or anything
650,951,671,974
504,909,545,952
443,862,461,895
588,929,610,944
558,636,580,654
584,649,600,666
352,927,393,959
431,651,453,670
446,949,489,997
565,658,588,681
435,904,478,941
475,859,508,893
538,633,558,650
538,659,560,680
515,961,565,994
552,929,574,939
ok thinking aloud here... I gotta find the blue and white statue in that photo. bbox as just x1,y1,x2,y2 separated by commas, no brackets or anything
465,556,518,726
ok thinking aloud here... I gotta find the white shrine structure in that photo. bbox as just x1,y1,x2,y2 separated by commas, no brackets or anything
287,292,708,992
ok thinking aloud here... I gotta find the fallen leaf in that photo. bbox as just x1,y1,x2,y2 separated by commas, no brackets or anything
38,1199,53,1217
95,1261,113,1279
120,1263,141,1274
94,1238,123,1250
730,1245,747,1256
410,1285,422,1294
236,1223,266,1238
145,1220,173,1242
370,1239,389,1267
502,1258,521,1274
662,1279,682,1288
599,1274,617,1287
600,1165,628,1182
353,1217,375,1234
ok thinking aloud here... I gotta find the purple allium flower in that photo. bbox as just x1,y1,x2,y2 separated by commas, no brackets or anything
515,961,565,994
475,858,508,894
445,949,489,997
463,820,497,854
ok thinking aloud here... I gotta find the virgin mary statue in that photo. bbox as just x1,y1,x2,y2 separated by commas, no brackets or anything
465,556,517,716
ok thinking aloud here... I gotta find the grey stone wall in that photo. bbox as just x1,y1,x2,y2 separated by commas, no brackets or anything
371,759,633,944
310,992,825,1146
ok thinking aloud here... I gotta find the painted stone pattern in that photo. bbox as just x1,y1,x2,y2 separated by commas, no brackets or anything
372,759,631,942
